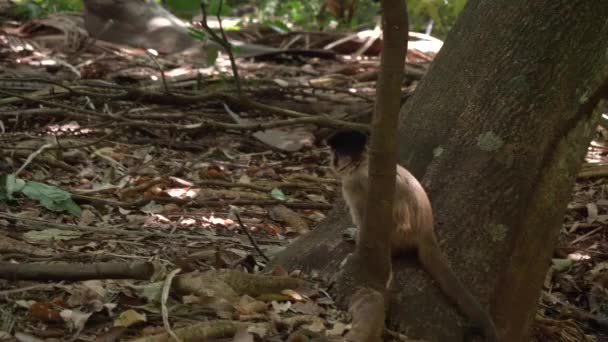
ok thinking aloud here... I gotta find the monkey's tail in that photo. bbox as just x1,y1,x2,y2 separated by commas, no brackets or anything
417,238,498,342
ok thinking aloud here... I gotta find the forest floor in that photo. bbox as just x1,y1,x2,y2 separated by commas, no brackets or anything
0,12,606,342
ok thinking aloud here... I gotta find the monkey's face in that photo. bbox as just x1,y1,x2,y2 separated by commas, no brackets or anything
330,151,355,178
326,130,369,179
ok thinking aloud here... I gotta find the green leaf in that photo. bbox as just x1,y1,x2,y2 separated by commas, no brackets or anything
60,198,83,216
165,0,201,19
0,176,6,201
202,147,233,160
5,174,26,200
551,258,573,272
188,28,207,41
261,20,290,33
21,181,82,215
206,46,219,66
136,282,164,304
452,0,467,15
207,0,232,16
270,188,287,201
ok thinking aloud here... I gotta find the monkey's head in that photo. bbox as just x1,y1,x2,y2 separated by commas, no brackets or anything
326,130,369,178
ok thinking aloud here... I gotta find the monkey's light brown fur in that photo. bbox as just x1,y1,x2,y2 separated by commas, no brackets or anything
327,130,497,342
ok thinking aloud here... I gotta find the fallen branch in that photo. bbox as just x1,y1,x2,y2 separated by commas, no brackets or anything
0,107,63,117
1,87,368,132
287,173,339,185
577,164,608,178
194,199,332,210
116,89,369,129
196,180,271,192
11,150,80,173
71,193,332,210
0,283,56,296
107,109,366,132
0,89,108,120
196,179,326,193
0,212,247,244
0,261,153,281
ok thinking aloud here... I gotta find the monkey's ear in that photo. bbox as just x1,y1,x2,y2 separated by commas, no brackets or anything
326,130,368,156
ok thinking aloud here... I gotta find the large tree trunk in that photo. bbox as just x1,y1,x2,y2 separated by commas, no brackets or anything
271,1,608,341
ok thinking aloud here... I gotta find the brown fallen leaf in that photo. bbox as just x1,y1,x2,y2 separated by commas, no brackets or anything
29,301,64,323
236,295,268,315
269,205,309,234
225,105,314,152
232,330,255,342
0,234,51,257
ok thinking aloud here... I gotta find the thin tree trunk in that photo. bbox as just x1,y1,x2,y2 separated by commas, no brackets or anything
271,1,608,341
340,0,408,291
334,0,408,339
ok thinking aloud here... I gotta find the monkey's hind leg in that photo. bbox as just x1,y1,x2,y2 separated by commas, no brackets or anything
416,237,497,342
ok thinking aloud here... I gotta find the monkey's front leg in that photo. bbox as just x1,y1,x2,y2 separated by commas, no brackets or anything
342,204,359,243
343,195,366,244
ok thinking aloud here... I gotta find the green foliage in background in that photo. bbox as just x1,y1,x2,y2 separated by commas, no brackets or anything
10,0,83,19
9,0,466,40
166,0,233,20
256,0,327,31
167,0,466,39
409,0,467,38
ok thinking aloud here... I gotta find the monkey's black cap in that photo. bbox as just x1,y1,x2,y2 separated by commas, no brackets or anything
326,130,368,156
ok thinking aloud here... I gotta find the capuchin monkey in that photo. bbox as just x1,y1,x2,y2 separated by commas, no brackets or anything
326,130,497,342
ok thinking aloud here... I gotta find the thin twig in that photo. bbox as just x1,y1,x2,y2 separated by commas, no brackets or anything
199,0,242,96
15,143,53,176
0,283,57,296
214,0,241,96
7,131,117,151
147,50,170,93
162,268,182,342
232,209,270,262
0,89,118,119
107,109,367,132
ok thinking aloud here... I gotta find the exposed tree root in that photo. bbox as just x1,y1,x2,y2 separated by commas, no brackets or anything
345,287,385,342
128,320,269,342
174,270,314,299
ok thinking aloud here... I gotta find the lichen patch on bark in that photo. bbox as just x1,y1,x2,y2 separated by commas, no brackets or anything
433,146,444,158
487,223,508,242
476,131,504,151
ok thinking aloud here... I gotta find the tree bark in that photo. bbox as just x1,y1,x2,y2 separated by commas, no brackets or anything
271,1,608,341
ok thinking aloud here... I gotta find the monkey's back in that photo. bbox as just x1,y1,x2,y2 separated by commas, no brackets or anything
391,164,434,251
341,163,434,252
